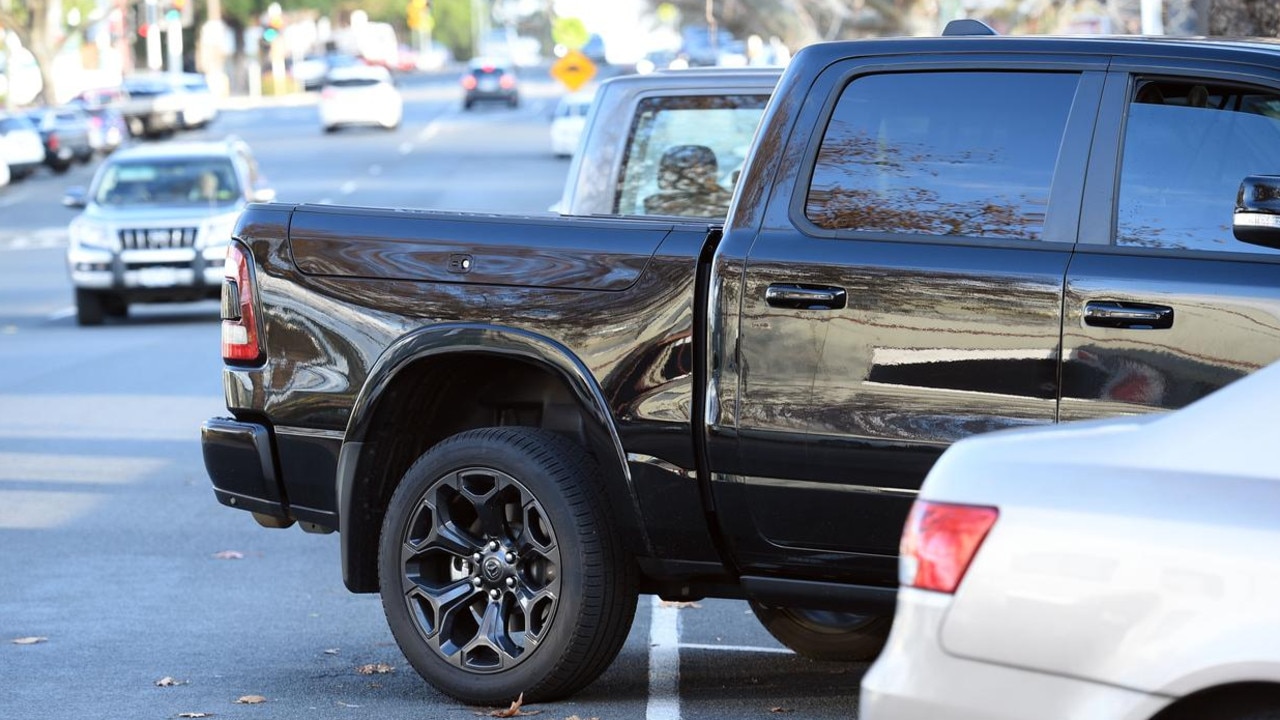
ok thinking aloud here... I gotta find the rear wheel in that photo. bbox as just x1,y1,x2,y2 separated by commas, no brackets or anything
379,427,638,704
749,601,891,661
75,289,104,326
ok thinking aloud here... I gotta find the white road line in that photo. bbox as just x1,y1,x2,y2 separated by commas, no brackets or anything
647,595,681,720
49,307,76,321
679,643,793,655
418,123,441,142
339,181,357,195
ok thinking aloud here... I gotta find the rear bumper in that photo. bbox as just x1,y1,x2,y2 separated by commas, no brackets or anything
200,417,288,520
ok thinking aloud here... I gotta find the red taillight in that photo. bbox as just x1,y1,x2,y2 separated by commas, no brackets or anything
499,75,515,89
461,75,477,90
47,132,60,151
221,243,262,364
899,500,998,594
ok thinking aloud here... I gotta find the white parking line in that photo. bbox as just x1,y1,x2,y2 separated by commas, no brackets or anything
679,643,793,655
647,595,681,720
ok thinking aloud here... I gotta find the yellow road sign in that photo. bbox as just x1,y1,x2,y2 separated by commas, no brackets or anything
550,50,597,92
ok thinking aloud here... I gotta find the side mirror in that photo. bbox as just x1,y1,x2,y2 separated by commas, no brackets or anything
1233,175,1280,250
63,187,87,209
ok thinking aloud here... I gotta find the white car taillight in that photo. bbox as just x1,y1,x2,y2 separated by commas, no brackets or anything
899,500,998,594
221,242,262,363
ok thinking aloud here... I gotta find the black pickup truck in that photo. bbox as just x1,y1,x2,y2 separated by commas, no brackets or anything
203,24,1280,704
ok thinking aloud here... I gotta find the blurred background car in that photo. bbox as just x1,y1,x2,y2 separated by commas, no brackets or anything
549,87,596,158
61,137,275,325
0,153,9,188
119,74,185,138
176,73,219,130
24,106,94,173
860,361,1280,720
462,57,519,110
0,112,46,181
83,104,129,155
319,64,403,132
292,52,362,91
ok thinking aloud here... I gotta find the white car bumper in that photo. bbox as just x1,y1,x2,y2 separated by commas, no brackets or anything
859,589,1171,720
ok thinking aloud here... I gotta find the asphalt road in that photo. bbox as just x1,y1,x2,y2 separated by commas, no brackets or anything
0,70,868,720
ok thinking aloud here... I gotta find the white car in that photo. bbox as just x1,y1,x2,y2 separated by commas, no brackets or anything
62,137,274,325
860,361,1280,720
177,72,219,129
0,112,47,180
550,88,595,158
319,64,402,132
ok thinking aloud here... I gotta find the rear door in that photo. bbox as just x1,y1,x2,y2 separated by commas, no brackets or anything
1063,61,1280,422
714,56,1106,582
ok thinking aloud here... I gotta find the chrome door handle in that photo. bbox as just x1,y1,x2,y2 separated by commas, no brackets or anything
1084,301,1174,329
765,284,847,310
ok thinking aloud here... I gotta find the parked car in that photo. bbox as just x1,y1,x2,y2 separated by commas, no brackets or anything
319,64,402,132
549,87,596,158
62,137,274,325
861,359,1280,720
292,52,362,91
0,112,46,180
24,106,95,173
462,57,519,109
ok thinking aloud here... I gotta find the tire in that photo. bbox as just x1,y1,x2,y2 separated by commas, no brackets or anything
103,294,128,319
323,125,338,134
749,601,891,662
51,159,72,174
379,427,638,705
75,289,104,326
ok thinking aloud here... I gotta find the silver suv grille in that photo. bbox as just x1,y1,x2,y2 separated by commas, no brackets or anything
118,227,198,250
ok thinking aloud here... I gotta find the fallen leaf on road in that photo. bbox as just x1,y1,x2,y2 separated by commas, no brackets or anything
769,707,791,713
486,693,541,717
176,713,213,718
155,677,188,687
11,636,47,645
356,663,395,675
235,695,267,704
659,600,702,609
323,648,340,655
211,550,244,560
336,701,361,708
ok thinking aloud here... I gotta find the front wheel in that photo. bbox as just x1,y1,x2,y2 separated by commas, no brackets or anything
379,427,638,704
75,289,104,326
749,601,891,661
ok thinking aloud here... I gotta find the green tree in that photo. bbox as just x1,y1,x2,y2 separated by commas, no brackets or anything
0,0,96,105
431,0,474,60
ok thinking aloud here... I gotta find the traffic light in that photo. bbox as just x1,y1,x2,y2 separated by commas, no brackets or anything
263,3,283,43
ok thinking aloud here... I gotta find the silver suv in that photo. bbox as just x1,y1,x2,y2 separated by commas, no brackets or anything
63,137,274,325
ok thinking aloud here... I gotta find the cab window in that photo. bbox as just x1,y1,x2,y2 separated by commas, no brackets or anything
806,71,1080,241
1117,78,1280,253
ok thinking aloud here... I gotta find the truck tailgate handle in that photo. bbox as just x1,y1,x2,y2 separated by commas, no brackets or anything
765,284,847,310
1084,301,1174,329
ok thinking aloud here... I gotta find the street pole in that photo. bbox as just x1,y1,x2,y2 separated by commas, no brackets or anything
145,0,162,70
204,0,228,96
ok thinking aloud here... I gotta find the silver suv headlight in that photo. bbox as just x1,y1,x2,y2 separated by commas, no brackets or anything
69,219,117,252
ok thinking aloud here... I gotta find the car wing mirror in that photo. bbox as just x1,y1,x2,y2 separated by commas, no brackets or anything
63,186,87,209
1234,175,1280,250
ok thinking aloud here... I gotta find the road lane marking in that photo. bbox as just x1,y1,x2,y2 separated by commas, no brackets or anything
0,452,167,483
679,643,793,655
49,307,76,321
647,595,681,720
340,181,357,194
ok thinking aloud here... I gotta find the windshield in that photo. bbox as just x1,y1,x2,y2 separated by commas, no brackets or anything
93,157,241,207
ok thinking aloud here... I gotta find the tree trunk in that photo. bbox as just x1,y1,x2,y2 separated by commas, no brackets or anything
1208,0,1280,35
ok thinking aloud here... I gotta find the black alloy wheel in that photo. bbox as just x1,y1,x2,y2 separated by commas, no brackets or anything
379,427,637,704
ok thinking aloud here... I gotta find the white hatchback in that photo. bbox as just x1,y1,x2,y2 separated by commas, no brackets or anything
550,88,596,158
860,360,1280,720
0,112,47,180
319,64,403,133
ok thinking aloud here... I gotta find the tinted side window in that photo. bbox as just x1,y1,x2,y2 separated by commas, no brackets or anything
806,71,1080,241
1117,79,1280,253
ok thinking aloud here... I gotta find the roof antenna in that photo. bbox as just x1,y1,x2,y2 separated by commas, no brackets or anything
942,19,998,36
